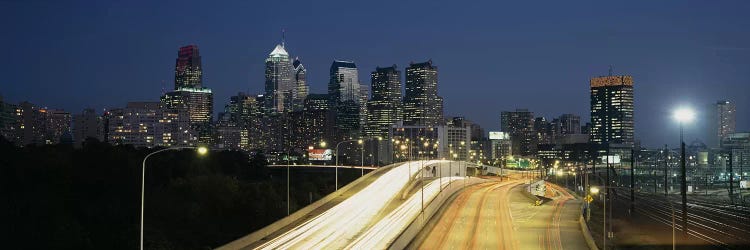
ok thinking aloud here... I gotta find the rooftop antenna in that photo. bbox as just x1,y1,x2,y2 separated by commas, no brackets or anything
282,29,286,48
608,65,614,76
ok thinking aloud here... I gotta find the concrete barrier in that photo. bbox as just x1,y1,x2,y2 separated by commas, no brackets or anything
217,163,398,250
388,178,489,250
579,215,599,250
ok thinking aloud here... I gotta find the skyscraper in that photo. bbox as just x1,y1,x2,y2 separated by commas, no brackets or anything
589,74,634,147
403,60,444,127
292,57,309,111
716,100,736,147
501,109,536,156
174,45,202,89
161,45,214,146
365,65,402,139
328,60,363,140
265,44,295,113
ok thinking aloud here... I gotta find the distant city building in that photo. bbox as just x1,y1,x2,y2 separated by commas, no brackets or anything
550,113,587,145
328,60,363,141
449,117,488,163
264,43,295,113
73,108,103,147
581,122,592,136
365,65,402,140
721,132,750,173
215,92,263,151
0,95,18,142
161,87,213,145
12,101,71,146
174,45,203,89
534,117,553,145
501,109,536,156
552,114,581,136
403,60,444,127
716,100,736,147
489,132,512,166
390,124,441,162
440,124,471,161
302,94,331,149
161,45,214,145
292,57,309,111
589,74,634,147
106,102,167,148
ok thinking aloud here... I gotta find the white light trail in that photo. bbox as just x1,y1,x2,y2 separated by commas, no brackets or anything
255,160,448,249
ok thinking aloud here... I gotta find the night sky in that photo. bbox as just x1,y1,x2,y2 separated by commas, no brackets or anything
2,0,749,147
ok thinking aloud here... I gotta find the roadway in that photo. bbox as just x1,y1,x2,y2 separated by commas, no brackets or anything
415,179,589,250
246,160,456,249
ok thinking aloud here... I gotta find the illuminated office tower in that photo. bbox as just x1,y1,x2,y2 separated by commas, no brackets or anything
500,109,536,156
174,45,202,89
365,65,402,139
265,43,295,113
403,60,443,127
589,74,634,146
292,57,309,111
716,100,736,147
328,60,362,140
161,45,214,145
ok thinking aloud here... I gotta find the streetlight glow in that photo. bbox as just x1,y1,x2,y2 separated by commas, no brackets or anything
196,146,208,155
590,186,600,195
673,107,695,123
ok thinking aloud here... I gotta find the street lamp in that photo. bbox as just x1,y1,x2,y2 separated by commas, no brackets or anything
141,146,207,250
673,107,694,236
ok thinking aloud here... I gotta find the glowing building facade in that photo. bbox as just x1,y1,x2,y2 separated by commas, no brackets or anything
589,75,634,147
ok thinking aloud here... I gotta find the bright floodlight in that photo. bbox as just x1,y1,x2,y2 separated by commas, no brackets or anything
590,186,600,194
197,146,208,155
673,108,695,123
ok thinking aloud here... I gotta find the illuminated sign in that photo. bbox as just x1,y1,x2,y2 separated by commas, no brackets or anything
601,155,621,164
489,131,508,140
590,76,633,87
308,149,332,161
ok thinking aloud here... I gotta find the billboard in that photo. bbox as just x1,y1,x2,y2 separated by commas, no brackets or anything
601,155,621,164
489,131,509,140
308,149,333,161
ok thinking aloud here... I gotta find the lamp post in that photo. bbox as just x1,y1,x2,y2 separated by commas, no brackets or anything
673,107,694,236
591,186,605,249
141,146,207,250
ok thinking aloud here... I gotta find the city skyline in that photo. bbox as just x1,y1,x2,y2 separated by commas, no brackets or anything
3,1,750,147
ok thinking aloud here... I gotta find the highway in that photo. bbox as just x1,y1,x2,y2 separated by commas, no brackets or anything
416,179,588,250
253,160,448,249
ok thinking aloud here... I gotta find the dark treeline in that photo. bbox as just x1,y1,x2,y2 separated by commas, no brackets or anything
0,137,359,249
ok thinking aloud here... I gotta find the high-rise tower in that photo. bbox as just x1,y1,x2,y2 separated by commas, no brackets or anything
365,65,402,139
264,44,295,113
716,100,736,147
589,74,634,146
403,60,443,127
328,60,363,140
292,57,309,111
174,45,202,89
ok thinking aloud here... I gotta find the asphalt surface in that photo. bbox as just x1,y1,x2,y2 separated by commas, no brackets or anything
416,179,589,250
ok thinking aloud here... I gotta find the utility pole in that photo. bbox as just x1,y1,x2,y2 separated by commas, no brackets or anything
729,150,734,205
664,144,669,196
631,148,635,214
